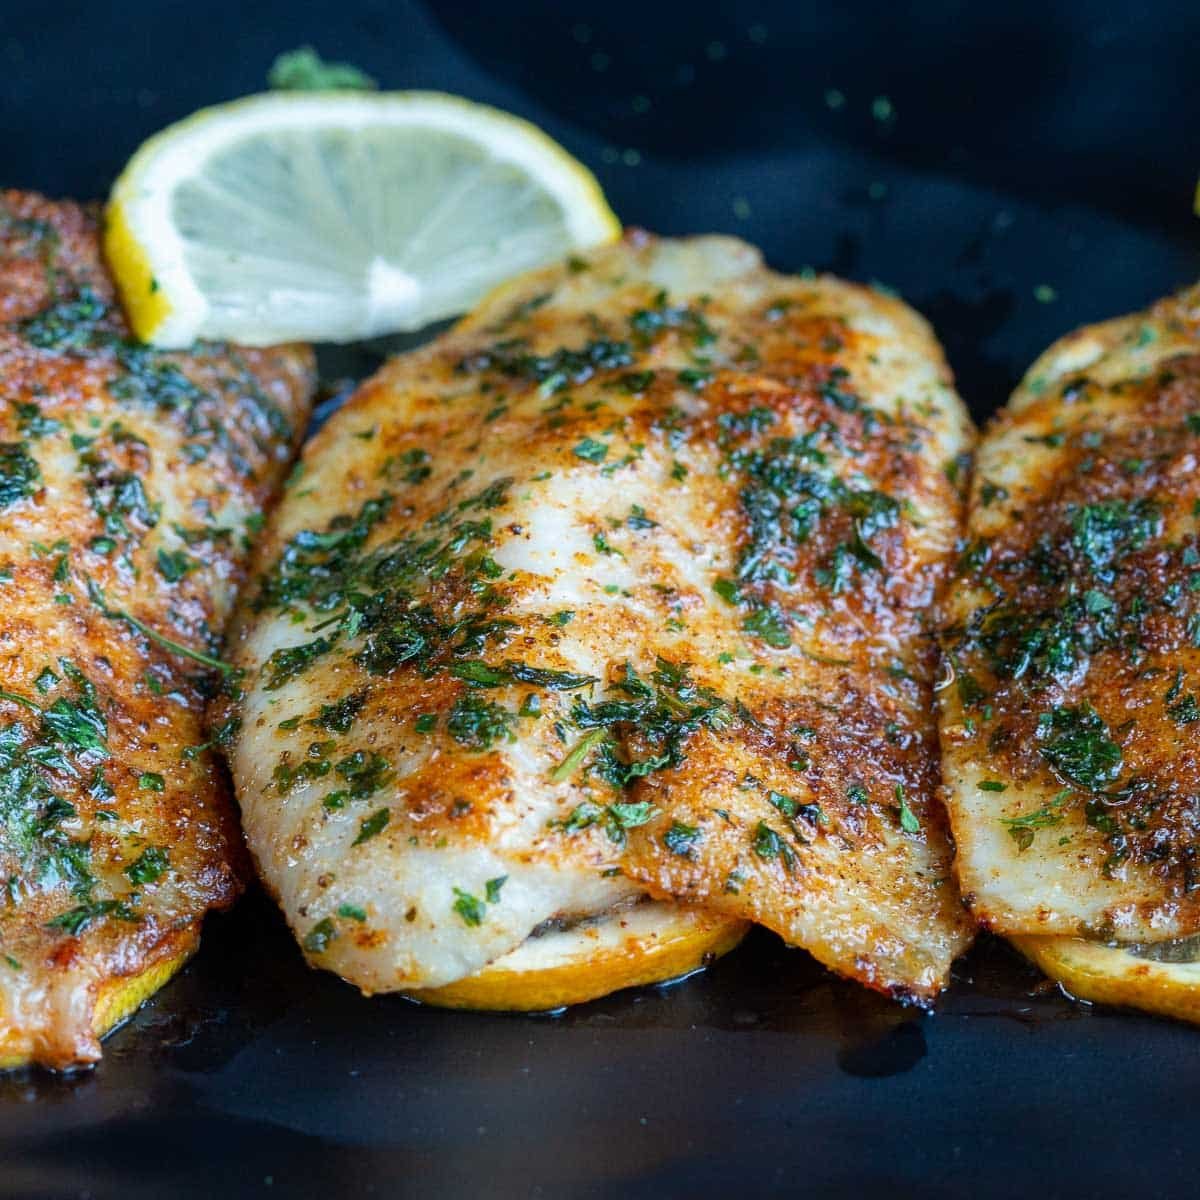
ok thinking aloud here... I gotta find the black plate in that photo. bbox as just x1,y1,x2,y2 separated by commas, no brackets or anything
3,2,1199,1196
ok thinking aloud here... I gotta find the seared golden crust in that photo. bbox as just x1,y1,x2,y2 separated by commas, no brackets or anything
0,192,314,1068
0,193,113,323
224,231,974,1002
940,284,1200,941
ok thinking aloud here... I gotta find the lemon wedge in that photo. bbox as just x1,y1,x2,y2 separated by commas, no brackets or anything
1015,934,1200,1024
406,902,749,1013
105,91,620,347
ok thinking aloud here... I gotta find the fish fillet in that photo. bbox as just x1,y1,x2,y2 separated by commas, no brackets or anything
220,231,975,1002
0,191,314,1067
940,283,1200,941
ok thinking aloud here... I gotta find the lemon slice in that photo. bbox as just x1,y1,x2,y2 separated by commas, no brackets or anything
105,91,620,347
1015,933,1200,1024
406,901,749,1012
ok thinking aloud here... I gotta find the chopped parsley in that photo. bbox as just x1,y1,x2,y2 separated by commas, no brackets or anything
446,695,515,749
302,917,337,954
352,807,390,846
311,692,368,734
573,437,609,463
125,846,169,885
663,820,701,857
155,548,195,582
1038,704,1122,791
752,820,797,870
895,783,921,833
1070,498,1161,578
549,729,611,783
268,46,377,91
1000,794,1068,852
0,443,41,508
552,797,659,846
452,887,486,926
46,899,137,936
568,659,731,787
460,337,633,391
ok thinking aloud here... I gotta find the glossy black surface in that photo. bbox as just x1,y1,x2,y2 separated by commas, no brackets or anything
3,2,1198,1196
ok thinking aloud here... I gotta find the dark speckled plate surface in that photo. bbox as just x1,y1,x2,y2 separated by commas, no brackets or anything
2,2,1198,1196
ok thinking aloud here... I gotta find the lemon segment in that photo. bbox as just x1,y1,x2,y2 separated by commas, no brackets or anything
1016,934,1200,1024
407,902,749,1012
105,91,620,347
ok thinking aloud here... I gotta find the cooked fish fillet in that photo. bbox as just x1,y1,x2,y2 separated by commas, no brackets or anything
940,283,1200,940
220,231,975,1002
0,191,314,1068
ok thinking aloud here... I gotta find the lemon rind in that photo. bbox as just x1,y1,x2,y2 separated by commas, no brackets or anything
1015,933,1200,1024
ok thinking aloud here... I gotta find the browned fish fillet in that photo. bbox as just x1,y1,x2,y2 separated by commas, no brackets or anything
940,283,1200,941
0,191,314,1068
221,231,975,1005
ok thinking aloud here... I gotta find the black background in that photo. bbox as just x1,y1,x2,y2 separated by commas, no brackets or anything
2,2,1199,1197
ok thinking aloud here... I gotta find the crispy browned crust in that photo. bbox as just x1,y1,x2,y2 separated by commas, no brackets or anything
0,192,315,1068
